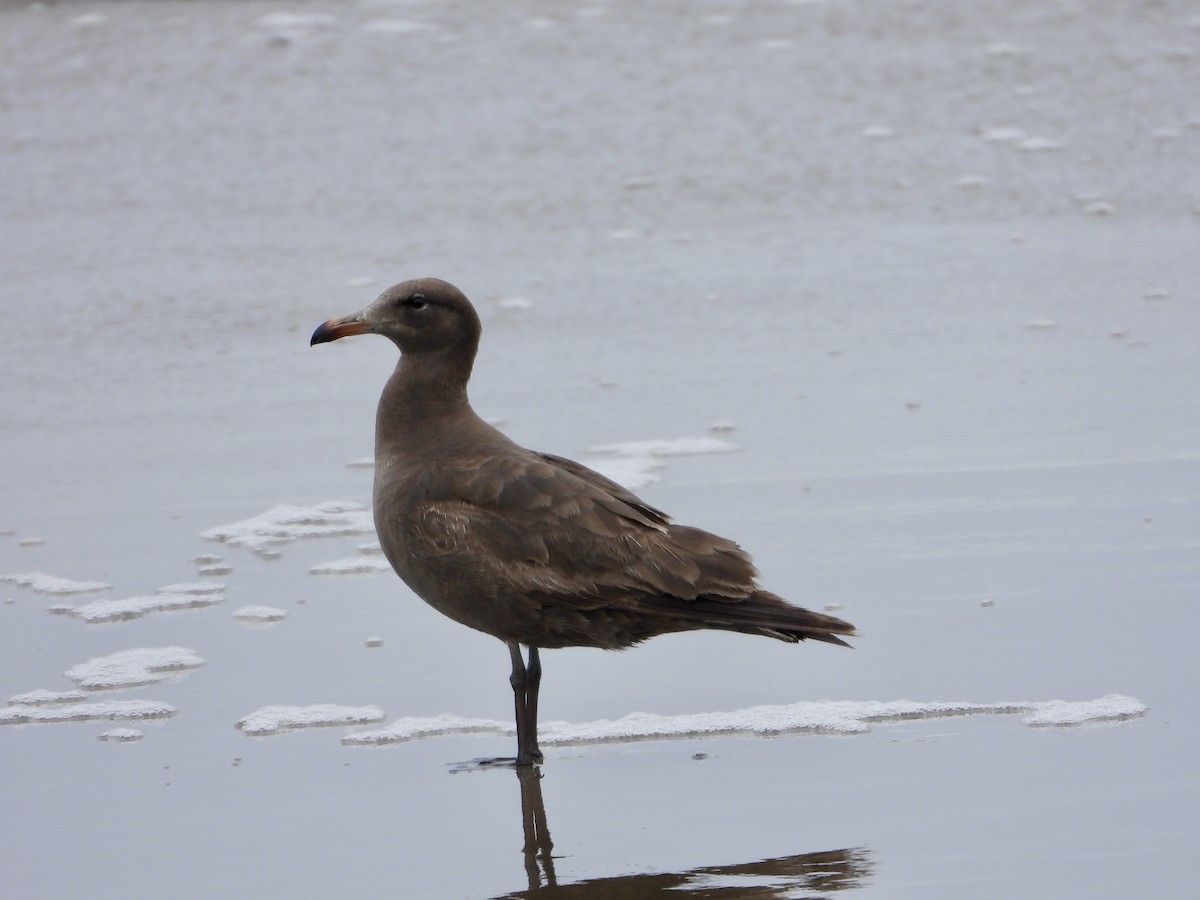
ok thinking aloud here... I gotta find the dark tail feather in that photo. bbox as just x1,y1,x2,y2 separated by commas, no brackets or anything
642,590,857,647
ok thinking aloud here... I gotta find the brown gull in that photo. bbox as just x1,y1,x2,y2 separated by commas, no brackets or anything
312,278,855,765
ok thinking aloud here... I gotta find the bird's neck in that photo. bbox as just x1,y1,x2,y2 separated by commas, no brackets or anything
375,350,476,451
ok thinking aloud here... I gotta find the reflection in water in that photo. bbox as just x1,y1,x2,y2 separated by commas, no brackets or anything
494,766,872,898
515,765,557,891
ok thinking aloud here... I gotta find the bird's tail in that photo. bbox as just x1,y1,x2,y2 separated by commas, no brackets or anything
666,590,857,647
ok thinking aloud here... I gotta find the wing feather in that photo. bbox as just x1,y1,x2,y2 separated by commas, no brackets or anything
414,451,759,610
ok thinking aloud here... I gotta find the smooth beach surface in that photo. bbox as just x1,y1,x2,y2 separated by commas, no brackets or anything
2,1,1197,897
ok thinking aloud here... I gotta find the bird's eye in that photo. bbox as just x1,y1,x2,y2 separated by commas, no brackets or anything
408,293,428,310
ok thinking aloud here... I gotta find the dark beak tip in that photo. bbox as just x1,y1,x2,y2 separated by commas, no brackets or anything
310,313,372,346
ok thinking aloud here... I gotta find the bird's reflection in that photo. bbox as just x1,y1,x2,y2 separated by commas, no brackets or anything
493,765,872,898
515,765,558,890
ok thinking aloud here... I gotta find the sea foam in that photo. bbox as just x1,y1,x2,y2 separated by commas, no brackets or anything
340,695,1148,747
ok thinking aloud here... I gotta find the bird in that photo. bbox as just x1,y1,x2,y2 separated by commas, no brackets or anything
311,278,855,765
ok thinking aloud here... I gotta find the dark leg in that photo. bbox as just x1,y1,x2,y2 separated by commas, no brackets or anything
508,642,544,765
526,646,542,760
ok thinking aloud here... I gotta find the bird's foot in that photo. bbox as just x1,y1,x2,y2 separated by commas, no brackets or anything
448,755,542,773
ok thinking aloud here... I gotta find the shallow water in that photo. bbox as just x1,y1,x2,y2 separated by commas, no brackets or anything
2,1,1198,897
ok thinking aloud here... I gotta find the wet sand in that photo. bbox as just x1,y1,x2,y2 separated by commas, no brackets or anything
2,1,1198,897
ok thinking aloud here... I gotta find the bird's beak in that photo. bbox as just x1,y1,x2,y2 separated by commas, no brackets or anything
311,311,373,346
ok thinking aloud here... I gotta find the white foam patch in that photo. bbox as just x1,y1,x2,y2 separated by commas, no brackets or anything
584,436,739,490
980,126,1026,143
589,437,739,458
310,557,393,575
257,13,337,30
202,502,375,556
983,41,1027,57
8,689,89,706
341,695,1147,747
233,605,288,622
69,13,109,28
0,699,176,726
156,582,225,595
0,572,111,594
65,647,204,690
343,713,509,745
497,296,534,310
587,455,667,490
1021,695,1147,727
98,728,145,742
57,592,225,623
236,704,386,736
1017,136,1065,151
363,20,432,34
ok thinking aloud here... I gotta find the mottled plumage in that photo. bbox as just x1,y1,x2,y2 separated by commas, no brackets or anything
312,278,855,764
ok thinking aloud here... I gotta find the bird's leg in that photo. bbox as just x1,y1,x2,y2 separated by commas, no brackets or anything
508,642,533,764
526,646,543,763
508,642,544,765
